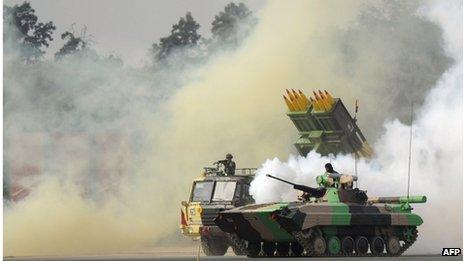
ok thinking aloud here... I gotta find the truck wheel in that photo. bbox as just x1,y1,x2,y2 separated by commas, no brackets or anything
201,236,229,256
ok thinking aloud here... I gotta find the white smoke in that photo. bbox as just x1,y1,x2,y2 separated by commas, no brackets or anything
250,0,462,254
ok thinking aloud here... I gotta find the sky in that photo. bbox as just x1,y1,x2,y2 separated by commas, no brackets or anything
4,0,267,67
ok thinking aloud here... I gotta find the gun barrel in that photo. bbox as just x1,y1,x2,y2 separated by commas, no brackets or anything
368,195,427,204
266,174,297,186
266,174,326,198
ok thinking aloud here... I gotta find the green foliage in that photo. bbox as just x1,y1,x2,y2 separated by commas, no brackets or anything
4,2,56,62
211,2,256,46
152,12,202,62
150,2,257,67
55,31,89,59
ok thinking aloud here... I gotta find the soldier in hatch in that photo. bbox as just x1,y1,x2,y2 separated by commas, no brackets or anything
317,163,357,189
216,153,236,176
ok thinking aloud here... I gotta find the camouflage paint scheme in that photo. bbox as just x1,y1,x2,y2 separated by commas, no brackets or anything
215,187,426,257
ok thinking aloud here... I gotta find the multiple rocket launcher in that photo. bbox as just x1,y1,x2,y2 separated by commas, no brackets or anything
283,89,373,157
283,89,335,112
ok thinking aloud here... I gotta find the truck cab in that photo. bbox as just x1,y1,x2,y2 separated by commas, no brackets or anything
180,167,255,256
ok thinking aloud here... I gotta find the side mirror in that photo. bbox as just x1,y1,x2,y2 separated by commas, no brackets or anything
181,201,188,207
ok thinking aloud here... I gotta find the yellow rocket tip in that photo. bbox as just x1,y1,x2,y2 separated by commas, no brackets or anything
284,95,296,111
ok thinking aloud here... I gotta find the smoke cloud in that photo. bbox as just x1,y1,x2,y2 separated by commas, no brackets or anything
250,0,462,254
4,0,460,256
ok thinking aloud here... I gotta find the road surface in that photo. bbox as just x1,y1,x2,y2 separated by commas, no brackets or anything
4,246,461,261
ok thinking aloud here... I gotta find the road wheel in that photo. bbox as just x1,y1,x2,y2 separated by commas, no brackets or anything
402,226,416,242
247,241,261,257
262,241,275,256
341,236,355,254
370,236,385,255
386,236,401,255
290,242,304,256
355,236,369,254
312,236,327,256
276,242,290,256
201,236,228,256
327,236,341,255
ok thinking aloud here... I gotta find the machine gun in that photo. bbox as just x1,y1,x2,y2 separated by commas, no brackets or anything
214,160,228,165
266,174,326,198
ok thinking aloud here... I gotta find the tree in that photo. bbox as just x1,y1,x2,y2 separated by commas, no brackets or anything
55,26,93,59
4,2,56,62
210,2,256,47
152,12,201,62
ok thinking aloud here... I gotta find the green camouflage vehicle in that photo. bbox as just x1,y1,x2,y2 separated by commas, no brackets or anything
215,174,426,257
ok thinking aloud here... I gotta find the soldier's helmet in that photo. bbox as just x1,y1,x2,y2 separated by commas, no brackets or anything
226,153,233,159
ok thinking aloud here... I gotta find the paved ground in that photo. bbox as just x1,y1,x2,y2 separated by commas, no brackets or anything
5,246,461,261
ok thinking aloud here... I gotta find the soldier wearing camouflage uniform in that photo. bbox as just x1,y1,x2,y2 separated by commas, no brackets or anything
215,153,236,176
223,154,236,175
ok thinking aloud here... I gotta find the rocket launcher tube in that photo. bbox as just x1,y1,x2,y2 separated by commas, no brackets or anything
292,89,306,110
283,95,296,111
266,174,326,198
368,195,427,204
286,89,296,101
290,96,302,111
318,90,333,111
298,90,311,108
309,97,321,111
313,91,330,111
324,90,334,105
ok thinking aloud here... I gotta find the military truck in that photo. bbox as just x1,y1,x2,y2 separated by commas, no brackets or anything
180,164,256,255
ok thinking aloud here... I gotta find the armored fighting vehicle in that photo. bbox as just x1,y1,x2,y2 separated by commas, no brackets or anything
180,164,256,255
215,174,426,257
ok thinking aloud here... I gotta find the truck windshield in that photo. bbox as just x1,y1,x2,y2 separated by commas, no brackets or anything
212,181,237,201
191,181,214,202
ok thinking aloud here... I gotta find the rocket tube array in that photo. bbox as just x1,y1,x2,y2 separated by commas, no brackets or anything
283,89,335,112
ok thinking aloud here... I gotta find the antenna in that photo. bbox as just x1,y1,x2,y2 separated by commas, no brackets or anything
407,103,414,201
354,99,359,188
354,152,358,188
